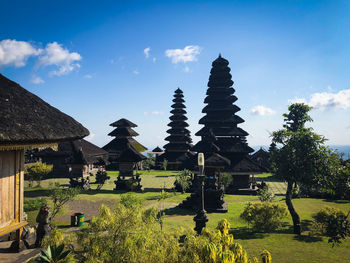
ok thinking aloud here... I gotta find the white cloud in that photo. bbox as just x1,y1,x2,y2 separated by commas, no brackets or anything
144,47,150,58
153,57,156,63
184,66,190,72
85,132,96,141
38,42,82,76
151,111,163,115
165,45,201,64
290,89,350,110
0,39,41,67
250,105,276,116
84,74,93,79
133,70,139,75
30,75,45,84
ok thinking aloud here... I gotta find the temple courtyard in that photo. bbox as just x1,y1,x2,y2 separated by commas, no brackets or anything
22,170,350,263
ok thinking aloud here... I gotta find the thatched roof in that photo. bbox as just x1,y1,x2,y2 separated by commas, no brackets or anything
205,153,231,167
103,137,147,153
108,127,139,137
0,74,89,148
110,118,137,128
230,156,267,174
116,144,146,162
37,139,108,165
152,146,163,153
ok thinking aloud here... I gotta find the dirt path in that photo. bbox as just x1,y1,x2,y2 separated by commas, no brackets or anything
55,199,116,223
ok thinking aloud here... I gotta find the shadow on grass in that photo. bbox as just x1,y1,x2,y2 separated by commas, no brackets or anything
24,189,51,198
155,175,174,178
323,199,350,204
293,235,323,243
163,206,196,216
301,219,313,231
80,189,127,195
230,227,267,240
143,188,177,193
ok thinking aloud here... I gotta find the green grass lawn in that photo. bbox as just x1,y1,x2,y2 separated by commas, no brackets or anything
24,170,350,263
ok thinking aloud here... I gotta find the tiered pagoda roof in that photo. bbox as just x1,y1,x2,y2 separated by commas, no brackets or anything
159,88,193,166
193,55,262,172
102,118,147,160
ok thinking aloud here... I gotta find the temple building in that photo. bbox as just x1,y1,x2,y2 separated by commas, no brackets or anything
250,147,271,172
103,118,147,169
0,74,88,251
36,139,109,178
192,55,266,194
158,88,193,170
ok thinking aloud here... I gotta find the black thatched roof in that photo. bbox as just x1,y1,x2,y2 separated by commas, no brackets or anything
37,139,108,165
251,148,270,171
108,127,139,137
0,74,89,146
151,146,163,153
230,156,267,173
116,144,146,162
103,137,147,153
110,118,137,128
205,153,231,167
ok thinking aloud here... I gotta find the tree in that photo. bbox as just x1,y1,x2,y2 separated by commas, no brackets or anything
49,184,80,221
311,207,350,246
270,103,329,235
25,162,53,187
142,153,156,171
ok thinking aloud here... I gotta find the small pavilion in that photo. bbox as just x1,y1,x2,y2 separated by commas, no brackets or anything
0,74,88,251
103,118,147,170
36,139,108,178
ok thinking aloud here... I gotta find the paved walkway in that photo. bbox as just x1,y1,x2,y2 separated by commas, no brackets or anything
0,241,40,263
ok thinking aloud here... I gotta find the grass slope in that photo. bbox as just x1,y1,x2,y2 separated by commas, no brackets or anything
24,170,350,263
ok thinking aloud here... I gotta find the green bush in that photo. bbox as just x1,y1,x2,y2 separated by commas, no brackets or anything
49,184,80,220
257,185,275,202
25,162,53,187
174,169,193,193
311,206,350,246
95,170,110,184
24,198,47,212
240,202,288,232
74,201,271,263
220,173,233,189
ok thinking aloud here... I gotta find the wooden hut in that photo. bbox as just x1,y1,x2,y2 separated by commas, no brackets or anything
0,74,89,251
36,139,108,178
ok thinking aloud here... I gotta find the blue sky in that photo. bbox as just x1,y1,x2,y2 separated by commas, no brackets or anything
1,0,350,150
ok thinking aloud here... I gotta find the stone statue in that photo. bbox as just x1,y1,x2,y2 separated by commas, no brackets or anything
35,204,51,247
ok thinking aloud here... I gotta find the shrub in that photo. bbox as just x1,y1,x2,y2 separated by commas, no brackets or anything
74,201,271,263
240,202,288,232
49,184,80,220
257,185,275,202
174,169,193,193
181,219,271,263
25,162,53,187
24,198,47,212
311,206,350,246
220,173,233,189
163,159,168,171
142,153,155,171
95,171,110,185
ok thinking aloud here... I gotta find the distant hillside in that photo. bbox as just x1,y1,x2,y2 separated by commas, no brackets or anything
252,145,350,159
330,145,350,157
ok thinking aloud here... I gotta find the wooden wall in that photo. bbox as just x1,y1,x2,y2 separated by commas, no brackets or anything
0,150,24,229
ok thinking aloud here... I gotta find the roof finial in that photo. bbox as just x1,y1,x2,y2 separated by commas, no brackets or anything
218,53,222,58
